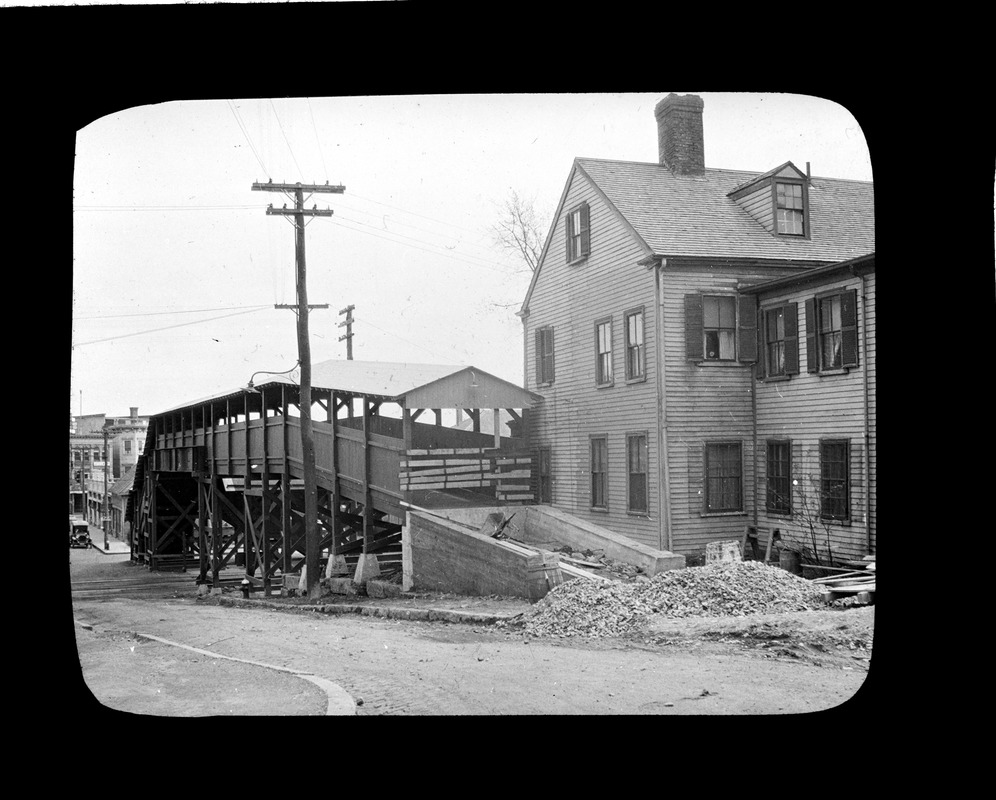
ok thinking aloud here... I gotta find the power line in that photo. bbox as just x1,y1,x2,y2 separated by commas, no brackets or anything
228,100,269,177
73,307,268,347
75,304,272,320
269,99,305,178
330,215,515,274
306,97,329,182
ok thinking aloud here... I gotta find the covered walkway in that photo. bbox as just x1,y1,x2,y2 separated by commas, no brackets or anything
127,359,539,590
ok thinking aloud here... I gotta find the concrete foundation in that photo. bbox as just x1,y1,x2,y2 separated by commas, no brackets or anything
407,511,563,600
414,505,685,576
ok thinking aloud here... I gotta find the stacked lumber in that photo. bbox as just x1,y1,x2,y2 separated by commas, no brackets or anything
812,564,876,605
399,448,532,501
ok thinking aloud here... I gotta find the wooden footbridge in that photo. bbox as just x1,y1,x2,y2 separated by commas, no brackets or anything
126,359,540,591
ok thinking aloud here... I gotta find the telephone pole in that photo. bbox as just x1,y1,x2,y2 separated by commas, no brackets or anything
252,180,345,599
338,304,355,359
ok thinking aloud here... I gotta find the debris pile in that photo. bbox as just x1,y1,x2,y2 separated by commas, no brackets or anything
502,561,828,639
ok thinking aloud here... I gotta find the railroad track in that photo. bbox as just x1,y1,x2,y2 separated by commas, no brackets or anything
71,574,202,600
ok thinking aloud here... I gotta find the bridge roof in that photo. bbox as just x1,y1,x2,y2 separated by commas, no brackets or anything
156,359,539,415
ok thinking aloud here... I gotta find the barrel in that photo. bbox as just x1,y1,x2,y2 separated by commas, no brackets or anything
779,548,802,575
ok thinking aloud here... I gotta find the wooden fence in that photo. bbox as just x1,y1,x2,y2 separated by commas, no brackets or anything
399,448,532,502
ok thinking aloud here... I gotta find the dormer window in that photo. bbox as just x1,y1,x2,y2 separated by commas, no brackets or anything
565,201,590,263
728,162,811,240
775,181,806,235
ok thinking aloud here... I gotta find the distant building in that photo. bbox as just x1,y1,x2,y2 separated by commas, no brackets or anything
69,406,149,525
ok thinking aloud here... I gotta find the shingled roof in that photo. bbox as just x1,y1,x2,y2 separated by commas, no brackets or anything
575,157,874,262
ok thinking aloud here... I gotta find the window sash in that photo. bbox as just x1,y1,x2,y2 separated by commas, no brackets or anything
705,442,742,512
595,320,612,384
590,438,607,509
627,435,648,513
703,296,736,360
625,310,644,379
765,441,792,513
820,440,849,520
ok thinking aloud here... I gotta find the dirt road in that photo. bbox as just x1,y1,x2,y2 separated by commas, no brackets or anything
68,551,875,716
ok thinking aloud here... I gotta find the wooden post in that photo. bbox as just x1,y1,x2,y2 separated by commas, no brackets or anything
493,408,501,448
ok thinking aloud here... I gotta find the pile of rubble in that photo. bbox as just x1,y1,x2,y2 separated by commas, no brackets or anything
502,561,828,639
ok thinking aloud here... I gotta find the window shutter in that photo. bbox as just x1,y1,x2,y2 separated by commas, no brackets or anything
756,315,766,380
737,294,757,362
804,298,818,373
840,289,859,368
564,213,573,261
784,302,800,374
684,294,703,360
548,328,555,383
535,329,543,385
580,202,590,257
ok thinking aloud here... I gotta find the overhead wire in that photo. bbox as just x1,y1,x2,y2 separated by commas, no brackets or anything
73,307,269,347
227,100,270,178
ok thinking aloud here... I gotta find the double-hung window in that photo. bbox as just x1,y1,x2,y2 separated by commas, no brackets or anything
624,307,645,381
761,303,799,378
590,436,608,510
703,295,736,361
595,317,613,386
566,202,590,262
705,441,743,513
775,181,806,235
627,434,648,513
820,439,850,522
766,440,792,514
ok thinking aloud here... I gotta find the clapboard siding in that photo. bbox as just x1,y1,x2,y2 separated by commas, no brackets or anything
660,264,790,554
526,168,662,549
753,271,875,561
738,185,774,231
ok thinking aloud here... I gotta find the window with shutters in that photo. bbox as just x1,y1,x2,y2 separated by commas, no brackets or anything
819,439,850,522
594,317,613,387
535,326,555,386
566,202,590,263
590,435,608,510
806,289,858,373
627,433,648,514
624,307,645,381
761,303,799,378
705,441,743,513
684,293,757,364
124,439,132,453
766,439,792,515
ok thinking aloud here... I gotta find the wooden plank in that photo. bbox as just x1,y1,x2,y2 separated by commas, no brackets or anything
399,464,487,478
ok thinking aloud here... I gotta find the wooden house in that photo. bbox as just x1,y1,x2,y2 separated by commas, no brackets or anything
741,253,875,563
518,93,874,561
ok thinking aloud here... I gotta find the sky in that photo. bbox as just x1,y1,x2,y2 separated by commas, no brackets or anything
71,92,873,421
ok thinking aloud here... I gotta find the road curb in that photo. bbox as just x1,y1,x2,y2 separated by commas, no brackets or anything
135,633,356,716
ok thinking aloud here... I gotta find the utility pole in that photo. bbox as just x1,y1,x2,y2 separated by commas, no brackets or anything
338,304,355,359
102,427,110,550
252,180,345,599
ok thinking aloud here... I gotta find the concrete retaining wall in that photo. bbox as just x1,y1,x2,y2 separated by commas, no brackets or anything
407,505,684,577
406,511,561,600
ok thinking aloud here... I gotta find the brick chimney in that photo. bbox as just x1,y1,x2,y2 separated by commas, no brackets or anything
654,93,705,174
130,406,138,418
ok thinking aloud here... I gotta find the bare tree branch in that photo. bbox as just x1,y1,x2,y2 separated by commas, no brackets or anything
490,189,549,274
